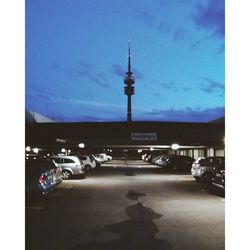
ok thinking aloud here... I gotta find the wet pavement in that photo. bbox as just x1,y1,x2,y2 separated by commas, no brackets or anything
26,160,224,250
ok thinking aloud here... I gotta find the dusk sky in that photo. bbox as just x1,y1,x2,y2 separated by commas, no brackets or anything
26,0,225,122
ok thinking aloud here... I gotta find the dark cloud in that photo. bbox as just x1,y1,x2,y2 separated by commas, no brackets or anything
200,77,224,93
162,81,178,91
144,106,225,122
68,61,111,88
139,10,156,27
153,93,163,100
192,1,225,38
112,64,124,77
112,64,144,79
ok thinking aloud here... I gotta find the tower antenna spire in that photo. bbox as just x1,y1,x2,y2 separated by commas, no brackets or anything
128,41,131,74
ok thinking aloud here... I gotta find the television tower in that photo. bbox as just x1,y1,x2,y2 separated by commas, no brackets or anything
124,42,135,122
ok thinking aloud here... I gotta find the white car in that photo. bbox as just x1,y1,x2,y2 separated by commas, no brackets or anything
95,153,112,162
49,156,86,179
78,155,97,171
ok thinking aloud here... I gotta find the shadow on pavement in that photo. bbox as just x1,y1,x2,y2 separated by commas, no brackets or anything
70,190,171,250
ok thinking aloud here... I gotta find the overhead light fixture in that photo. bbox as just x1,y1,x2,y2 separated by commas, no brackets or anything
138,149,142,153
150,147,154,151
25,146,31,152
78,143,85,148
33,148,39,154
171,143,180,150
61,148,66,153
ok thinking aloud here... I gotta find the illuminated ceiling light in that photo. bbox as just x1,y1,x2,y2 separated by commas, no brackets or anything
33,148,39,154
61,148,66,153
25,146,31,152
150,147,154,151
78,143,85,148
171,143,180,150
138,149,142,153
47,153,50,156
68,149,71,154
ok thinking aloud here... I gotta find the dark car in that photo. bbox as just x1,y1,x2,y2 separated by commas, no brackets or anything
212,162,225,190
191,157,225,183
25,159,56,198
161,155,195,171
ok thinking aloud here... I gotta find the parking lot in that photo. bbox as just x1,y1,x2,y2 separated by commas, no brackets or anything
26,159,224,250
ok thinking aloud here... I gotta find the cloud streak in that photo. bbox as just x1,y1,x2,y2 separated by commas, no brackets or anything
112,64,144,79
199,77,224,94
143,106,224,122
68,61,111,88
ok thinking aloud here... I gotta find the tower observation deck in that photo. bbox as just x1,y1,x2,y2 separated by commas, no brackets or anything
124,42,135,122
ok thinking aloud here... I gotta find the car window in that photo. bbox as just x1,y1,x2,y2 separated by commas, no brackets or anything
80,156,87,161
63,158,75,163
52,158,62,164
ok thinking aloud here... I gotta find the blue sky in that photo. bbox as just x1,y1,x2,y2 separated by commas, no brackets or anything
26,0,224,122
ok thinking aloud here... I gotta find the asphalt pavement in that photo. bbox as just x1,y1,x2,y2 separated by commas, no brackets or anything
26,159,225,250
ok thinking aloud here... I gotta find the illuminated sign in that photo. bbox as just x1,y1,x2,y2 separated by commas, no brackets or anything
131,133,157,141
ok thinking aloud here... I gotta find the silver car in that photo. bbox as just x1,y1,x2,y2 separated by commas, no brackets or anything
191,157,225,182
50,156,86,180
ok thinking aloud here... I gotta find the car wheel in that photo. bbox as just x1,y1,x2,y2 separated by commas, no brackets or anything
62,170,71,180
85,165,91,171
202,173,212,183
194,177,201,182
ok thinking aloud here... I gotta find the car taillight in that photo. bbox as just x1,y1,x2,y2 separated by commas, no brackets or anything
39,174,45,183
220,170,225,176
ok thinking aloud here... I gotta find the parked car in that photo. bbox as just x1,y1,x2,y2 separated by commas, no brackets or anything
95,153,112,162
91,154,102,167
160,155,195,171
151,154,164,164
25,159,56,198
145,153,159,163
191,157,225,183
212,162,225,190
49,156,86,180
78,155,97,171
49,161,63,185
155,154,169,166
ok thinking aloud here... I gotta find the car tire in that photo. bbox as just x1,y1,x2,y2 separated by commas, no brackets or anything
62,170,72,180
194,177,201,182
202,173,213,183
85,165,91,171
